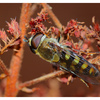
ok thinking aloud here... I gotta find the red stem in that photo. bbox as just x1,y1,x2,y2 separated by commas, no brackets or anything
19,71,65,89
0,59,9,76
41,3,63,30
4,3,31,97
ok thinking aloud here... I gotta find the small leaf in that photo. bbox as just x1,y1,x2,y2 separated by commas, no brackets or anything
0,30,8,44
7,19,21,37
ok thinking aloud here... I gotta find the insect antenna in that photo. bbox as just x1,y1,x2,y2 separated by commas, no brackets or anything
23,36,29,43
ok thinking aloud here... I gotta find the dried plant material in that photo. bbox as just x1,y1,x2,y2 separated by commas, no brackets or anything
0,59,9,76
0,30,9,44
21,87,40,93
0,19,21,55
7,19,21,38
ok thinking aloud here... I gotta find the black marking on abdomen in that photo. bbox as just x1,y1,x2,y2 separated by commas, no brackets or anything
83,65,91,75
74,60,83,73
65,51,75,69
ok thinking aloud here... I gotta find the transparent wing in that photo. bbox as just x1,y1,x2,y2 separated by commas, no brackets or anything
60,65,100,84
49,42,100,84
62,49,100,84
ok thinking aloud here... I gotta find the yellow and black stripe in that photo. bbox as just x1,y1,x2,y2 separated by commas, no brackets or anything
61,50,97,76
61,51,75,69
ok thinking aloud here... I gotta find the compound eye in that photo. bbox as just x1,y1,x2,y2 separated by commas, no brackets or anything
31,33,43,49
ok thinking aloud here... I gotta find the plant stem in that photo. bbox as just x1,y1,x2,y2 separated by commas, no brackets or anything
0,37,18,55
0,59,9,76
4,3,31,97
41,3,63,30
19,70,65,90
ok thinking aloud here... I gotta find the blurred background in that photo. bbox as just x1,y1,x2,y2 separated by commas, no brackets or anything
0,3,100,97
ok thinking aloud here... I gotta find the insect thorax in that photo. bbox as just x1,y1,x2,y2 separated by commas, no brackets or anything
36,37,59,62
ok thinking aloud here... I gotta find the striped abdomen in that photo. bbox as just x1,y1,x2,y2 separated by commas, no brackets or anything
59,50,100,84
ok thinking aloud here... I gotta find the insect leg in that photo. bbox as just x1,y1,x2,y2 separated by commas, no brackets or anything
80,79,89,87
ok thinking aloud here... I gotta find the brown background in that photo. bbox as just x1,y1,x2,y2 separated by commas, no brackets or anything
0,3,100,97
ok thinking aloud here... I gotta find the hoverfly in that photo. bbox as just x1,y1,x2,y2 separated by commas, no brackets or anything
24,32,100,85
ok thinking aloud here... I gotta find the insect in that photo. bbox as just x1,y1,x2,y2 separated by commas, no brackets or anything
24,32,100,85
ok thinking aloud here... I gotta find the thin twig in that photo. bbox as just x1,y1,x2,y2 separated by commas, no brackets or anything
0,59,9,76
19,70,65,90
4,3,32,97
29,3,38,17
41,3,63,30
0,37,19,55
21,87,40,93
